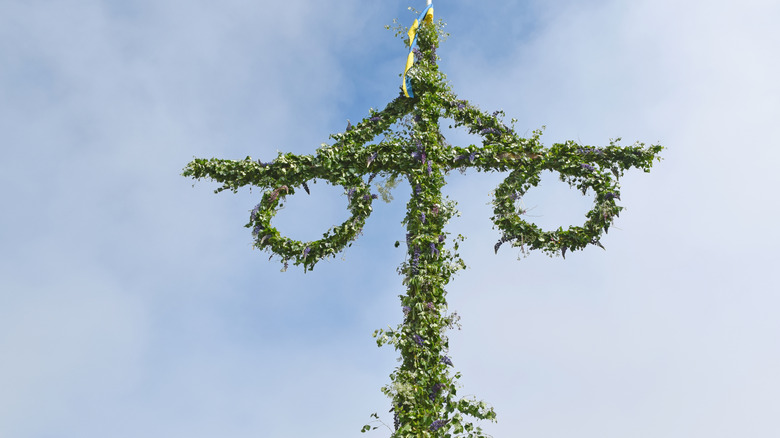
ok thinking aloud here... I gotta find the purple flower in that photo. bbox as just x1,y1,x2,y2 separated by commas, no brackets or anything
347,188,356,199
604,192,620,200
480,128,500,135
430,242,438,256
411,150,427,163
581,164,595,172
440,355,453,366
509,191,520,201
415,184,422,195
413,47,422,61
427,161,432,175
251,203,262,219
457,102,466,110
438,234,445,243
429,383,444,401
369,115,382,122
456,151,477,163
402,306,411,315
426,302,435,310
368,172,378,183
577,147,603,155
421,212,426,224
346,119,353,131
252,223,263,236
367,151,378,165
302,181,310,195
413,334,424,347
430,44,437,62
430,419,447,432
411,246,420,275
494,236,509,254
303,247,311,258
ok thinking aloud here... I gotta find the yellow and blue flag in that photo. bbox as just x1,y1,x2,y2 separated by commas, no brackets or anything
402,3,434,98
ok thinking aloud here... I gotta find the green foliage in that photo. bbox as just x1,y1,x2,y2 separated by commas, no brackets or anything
183,16,662,438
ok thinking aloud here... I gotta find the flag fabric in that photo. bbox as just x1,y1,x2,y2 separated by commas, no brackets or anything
402,4,434,98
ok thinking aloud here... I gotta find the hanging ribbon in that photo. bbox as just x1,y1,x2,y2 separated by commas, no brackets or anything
402,3,434,98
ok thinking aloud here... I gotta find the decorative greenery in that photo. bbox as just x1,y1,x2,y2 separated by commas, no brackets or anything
183,14,662,438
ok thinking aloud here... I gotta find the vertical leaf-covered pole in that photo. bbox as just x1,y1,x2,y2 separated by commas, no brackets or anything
374,19,497,437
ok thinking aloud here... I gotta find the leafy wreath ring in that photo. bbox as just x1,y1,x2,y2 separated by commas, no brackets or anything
248,169,375,271
492,150,623,258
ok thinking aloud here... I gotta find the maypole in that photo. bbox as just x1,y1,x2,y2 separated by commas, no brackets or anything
183,2,662,436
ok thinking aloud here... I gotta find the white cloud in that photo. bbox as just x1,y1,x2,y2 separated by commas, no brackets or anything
1,0,779,437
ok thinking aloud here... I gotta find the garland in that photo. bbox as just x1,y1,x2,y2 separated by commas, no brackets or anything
183,14,662,438
185,91,661,269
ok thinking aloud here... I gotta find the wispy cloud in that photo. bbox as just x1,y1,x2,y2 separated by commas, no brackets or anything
1,1,779,437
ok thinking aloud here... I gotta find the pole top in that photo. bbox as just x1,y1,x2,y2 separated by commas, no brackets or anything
427,0,432,5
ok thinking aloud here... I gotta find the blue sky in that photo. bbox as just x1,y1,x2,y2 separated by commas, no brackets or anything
2,0,779,437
